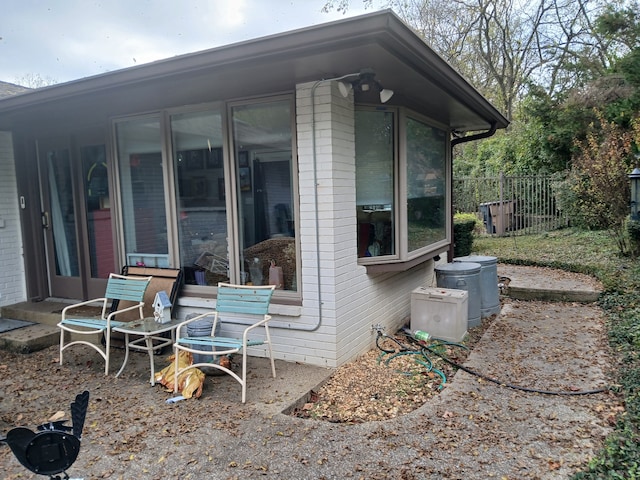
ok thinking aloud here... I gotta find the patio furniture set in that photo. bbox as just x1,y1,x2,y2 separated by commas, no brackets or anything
57,268,276,403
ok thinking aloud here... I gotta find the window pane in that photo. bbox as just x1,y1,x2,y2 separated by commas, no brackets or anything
47,148,80,276
82,144,113,278
406,117,447,252
171,110,229,286
355,110,395,257
115,117,169,268
231,100,296,291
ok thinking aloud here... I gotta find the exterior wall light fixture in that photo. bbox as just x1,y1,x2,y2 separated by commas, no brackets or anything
337,68,394,104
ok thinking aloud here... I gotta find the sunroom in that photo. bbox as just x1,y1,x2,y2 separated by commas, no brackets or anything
0,10,507,367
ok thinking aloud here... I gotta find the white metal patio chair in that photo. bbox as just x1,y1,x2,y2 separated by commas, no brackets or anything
58,273,152,375
173,283,276,403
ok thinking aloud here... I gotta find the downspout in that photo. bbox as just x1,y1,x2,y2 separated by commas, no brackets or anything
448,122,498,261
302,79,327,333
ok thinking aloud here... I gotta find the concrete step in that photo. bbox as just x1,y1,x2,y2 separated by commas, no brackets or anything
1,300,70,327
0,322,59,354
0,300,103,353
497,264,602,303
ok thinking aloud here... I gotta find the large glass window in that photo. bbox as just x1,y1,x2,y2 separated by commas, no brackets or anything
113,97,298,294
231,99,297,291
355,108,449,265
355,109,395,258
406,117,447,253
115,116,169,268
171,109,230,286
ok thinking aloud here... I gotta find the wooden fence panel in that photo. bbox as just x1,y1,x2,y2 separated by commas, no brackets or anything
454,173,569,235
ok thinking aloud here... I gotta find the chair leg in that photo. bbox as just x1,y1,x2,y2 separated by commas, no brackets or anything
59,329,65,366
264,325,276,378
174,348,180,394
57,326,110,375
241,349,248,404
104,329,110,376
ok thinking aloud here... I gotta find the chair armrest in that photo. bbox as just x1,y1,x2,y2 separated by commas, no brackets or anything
241,315,272,343
62,298,107,319
105,302,145,326
175,311,219,339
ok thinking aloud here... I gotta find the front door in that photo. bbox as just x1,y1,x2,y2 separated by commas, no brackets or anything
38,135,113,300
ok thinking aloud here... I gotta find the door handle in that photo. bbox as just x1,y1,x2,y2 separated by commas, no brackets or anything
42,211,50,229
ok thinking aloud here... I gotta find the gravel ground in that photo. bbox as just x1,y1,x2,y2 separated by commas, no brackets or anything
0,296,621,479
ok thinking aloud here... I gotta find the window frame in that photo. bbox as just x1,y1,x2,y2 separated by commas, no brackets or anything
356,106,451,270
111,112,174,271
226,95,301,300
400,110,451,261
354,106,400,263
168,103,230,291
111,95,302,301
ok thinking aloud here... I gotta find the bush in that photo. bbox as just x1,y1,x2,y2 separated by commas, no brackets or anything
566,111,635,254
453,213,478,257
626,218,640,257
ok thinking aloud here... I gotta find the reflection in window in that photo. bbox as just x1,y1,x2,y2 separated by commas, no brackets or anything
82,145,113,278
115,117,169,268
47,148,79,276
355,109,395,258
171,110,230,286
406,117,446,252
231,99,297,291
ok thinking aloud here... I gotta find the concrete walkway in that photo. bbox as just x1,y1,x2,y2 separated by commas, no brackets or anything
1,265,617,478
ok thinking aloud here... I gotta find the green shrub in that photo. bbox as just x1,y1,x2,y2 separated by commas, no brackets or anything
453,213,478,257
626,218,640,257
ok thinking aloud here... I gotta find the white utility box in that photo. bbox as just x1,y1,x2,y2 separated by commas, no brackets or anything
410,287,468,342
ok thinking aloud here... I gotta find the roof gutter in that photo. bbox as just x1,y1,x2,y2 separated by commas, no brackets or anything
451,121,498,148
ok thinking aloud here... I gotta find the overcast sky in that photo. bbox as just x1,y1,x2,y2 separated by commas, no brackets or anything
1,0,380,86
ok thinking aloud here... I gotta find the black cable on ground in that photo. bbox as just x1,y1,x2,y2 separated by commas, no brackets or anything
421,343,610,396
376,329,610,396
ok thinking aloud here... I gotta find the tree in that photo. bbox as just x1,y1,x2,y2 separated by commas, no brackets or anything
595,1,640,52
13,73,57,88
323,0,614,121
558,111,637,254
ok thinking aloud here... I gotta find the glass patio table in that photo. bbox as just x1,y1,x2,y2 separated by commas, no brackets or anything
113,317,184,385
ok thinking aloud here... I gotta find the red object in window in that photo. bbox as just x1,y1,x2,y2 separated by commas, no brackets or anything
358,223,372,257
93,209,114,278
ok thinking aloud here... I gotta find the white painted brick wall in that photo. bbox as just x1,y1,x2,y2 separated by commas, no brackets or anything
179,82,439,368
289,81,437,367
0,132,26,307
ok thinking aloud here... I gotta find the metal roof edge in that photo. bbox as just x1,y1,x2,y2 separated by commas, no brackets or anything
376,17,509,130
0,9,508,129
0,10,396,111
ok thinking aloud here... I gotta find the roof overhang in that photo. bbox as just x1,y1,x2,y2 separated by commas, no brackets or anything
0,10,508,133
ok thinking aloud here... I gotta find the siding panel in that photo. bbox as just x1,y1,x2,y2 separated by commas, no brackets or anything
0,132,26,306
